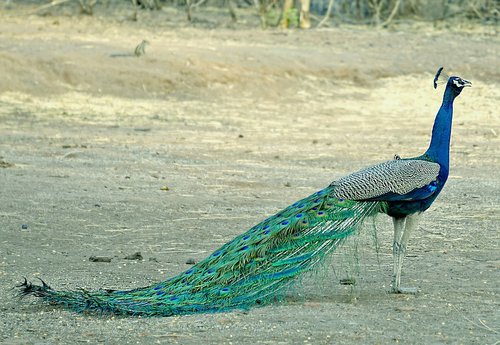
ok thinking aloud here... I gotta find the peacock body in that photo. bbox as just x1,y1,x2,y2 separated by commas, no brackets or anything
19,69,471,315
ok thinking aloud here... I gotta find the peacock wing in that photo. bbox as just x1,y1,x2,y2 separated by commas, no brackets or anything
331,159,441,201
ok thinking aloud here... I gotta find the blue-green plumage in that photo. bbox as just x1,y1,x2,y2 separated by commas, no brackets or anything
19,69,471,314
20,189,380,316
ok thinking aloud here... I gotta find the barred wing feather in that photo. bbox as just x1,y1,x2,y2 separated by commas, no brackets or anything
331,159,441,201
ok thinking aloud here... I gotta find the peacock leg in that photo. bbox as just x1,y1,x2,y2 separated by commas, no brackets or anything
392,217,405,292
391,214,419,294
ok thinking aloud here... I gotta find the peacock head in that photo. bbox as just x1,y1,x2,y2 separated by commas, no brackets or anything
447,76,472,96
433,67,471,97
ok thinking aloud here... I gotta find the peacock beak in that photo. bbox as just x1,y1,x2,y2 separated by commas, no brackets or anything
462,79,472,87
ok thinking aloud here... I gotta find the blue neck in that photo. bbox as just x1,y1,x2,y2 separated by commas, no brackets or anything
424,86,456,167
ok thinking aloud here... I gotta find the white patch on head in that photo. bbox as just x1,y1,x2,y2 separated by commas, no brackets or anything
453,79,464,88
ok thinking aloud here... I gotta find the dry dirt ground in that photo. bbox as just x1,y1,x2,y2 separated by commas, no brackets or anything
0,4,499,345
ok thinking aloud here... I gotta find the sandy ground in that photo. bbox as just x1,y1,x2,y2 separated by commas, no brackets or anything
0,4,499,345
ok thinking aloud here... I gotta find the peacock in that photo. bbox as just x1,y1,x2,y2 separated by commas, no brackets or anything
19,68,471,316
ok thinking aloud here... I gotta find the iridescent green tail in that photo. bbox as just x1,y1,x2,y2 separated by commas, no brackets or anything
19,186,384,316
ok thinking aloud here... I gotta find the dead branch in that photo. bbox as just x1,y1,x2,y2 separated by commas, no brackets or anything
78,0,97,15
367,0,384,26
317,0,335,28
29,0,73,14
227,0,237,22
186,0,208,21
466,0,485,20
254,0,267,28
380,0,400,27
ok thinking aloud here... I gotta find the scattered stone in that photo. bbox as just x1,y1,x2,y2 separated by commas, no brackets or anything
395,306,416,312
185,258,196,265
89,256,112,263
63,152,80,159
160,186,170,191
339,277,356,285
61,144,87,149
21,224,28,230
0,160,14,168
238,134,244,138
124,252,143,260
284,182,291,187
148,257,159,263
303,302,322,308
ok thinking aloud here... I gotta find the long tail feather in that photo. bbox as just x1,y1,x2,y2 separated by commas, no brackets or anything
19,186,384,316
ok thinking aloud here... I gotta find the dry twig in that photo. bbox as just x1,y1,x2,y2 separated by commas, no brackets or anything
380,0,400,27
317,0,334,28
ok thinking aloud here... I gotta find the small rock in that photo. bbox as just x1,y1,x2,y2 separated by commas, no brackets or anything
303,302,322,308
185,258,196,265
395,306,416,312
238,134,244,138
63,152,80,159
148,257,159,263
160,186,170,191
21,224,28,230
284,182,291,187
0,160,14,168
339,277,356,285
89,256,112,263
124,252,143,260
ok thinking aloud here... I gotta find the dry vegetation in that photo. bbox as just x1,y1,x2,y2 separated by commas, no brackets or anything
6,0,499,28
